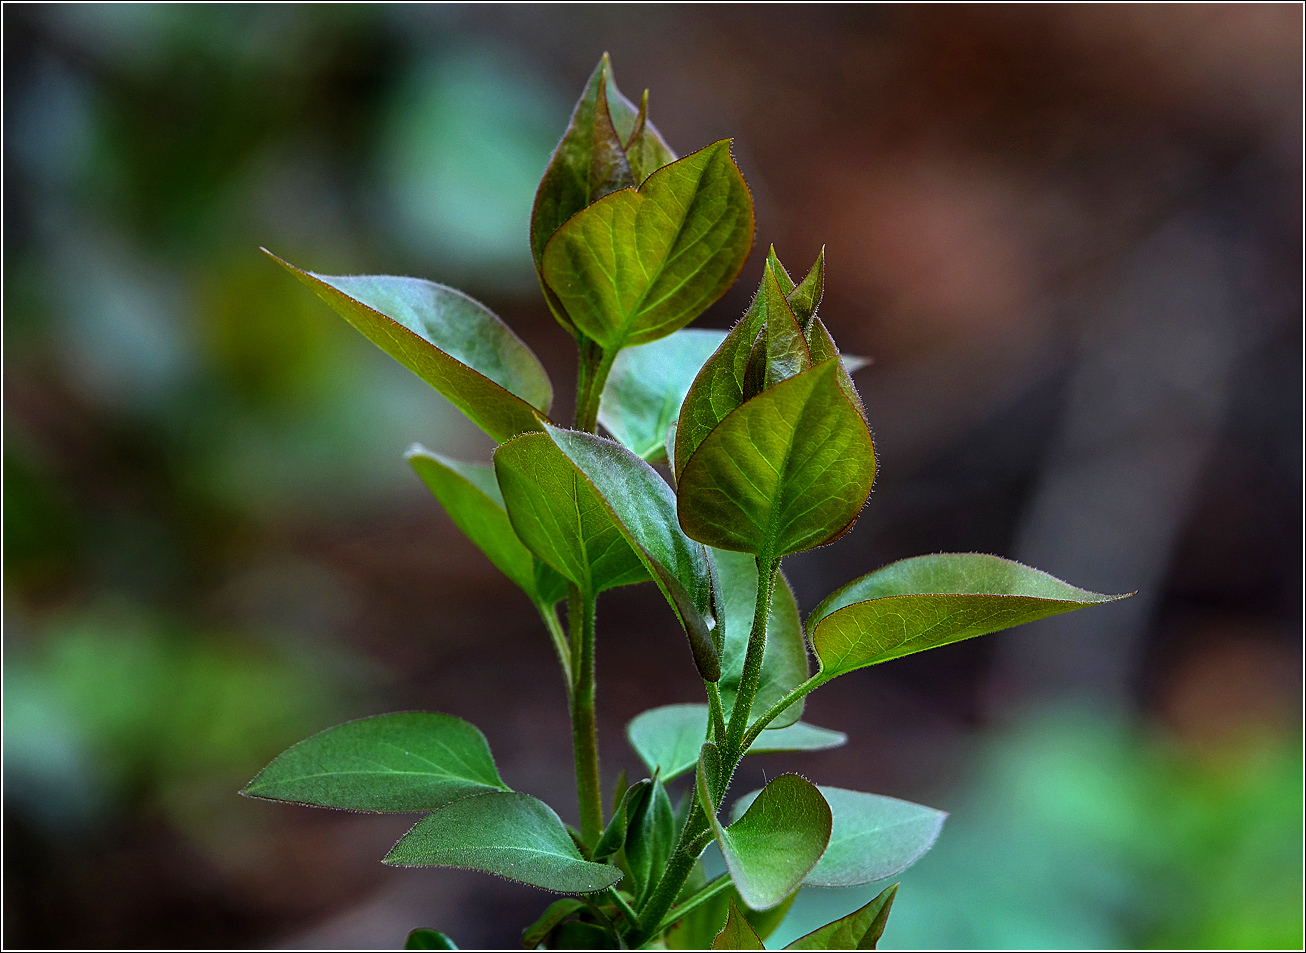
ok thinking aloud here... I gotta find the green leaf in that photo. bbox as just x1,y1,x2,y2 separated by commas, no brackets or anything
713,549,809,728
808,554,1132,680
541,140,754,351
241,712,508,812
536,425,719,680
787,249,825,331
624,89,677,184
522,898,586,948
625,776,675,905
742,262,810,396
593,778,648,865
385,791,623,894
714,775,832,911
626,704,846,782
677,360,876,558
667,883,796,949
552,922,619,949
785,883,897,950
746,889,801,942
805,316,866,420
598,328,728,462
405,446,567,607
696,741,723,816
731,786,945,887
589,77,636,202
493,434,648,597
264,251,550,443
405,928,458,950
713,899,766,950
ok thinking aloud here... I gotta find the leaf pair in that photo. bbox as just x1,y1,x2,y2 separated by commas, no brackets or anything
675,253,875,559
242,713,622,894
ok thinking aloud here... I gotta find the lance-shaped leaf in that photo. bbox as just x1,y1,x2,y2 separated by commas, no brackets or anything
678,360,876,558
589,78,635,201
808,554,1132,681
713,899,765,950
731,786,945,887
241,712,508,812
713,549,809,728
627,704,845,782
541,140,754,351
714,775,832,911
598,328,727,462
494,434,649,597
522,899,587,949
624,88,677,184
806,315,866,419
405,929,458,950
592,779,648,865
406,446,567,607
625,776,675,905
541,424,719,680
264,252,551,442
741,263,811,397
385,791,623,894
785,883,897,950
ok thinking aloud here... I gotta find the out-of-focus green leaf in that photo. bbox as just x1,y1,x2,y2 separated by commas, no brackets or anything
624,88,677,184
405,928,459,950
493,434,648,597
385,791,623,893
713,549,809,728
552,922,618,949
677,360,875,558
405,446,567,606
746,889,801,941
732,786,945,887
808,554,1131,680
541,140,754,351
785,883,897,950
598,328,727,462
626,776,675,905
265,251,551,442
521,898,587,948
241,712,508,812
537,425,719,680
713,899,766,950
626,704,846,782
714,775,832,910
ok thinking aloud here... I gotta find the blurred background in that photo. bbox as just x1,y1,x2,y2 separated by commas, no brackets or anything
3,4,1301,949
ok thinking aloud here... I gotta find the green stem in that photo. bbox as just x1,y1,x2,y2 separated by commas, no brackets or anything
538,601,573,697
573,338,617,433
724,556,780,758
606,887,641,931
634,802,713,943
650,874,733,938
569,586,604,845
705,681,727,744
738,673,826,753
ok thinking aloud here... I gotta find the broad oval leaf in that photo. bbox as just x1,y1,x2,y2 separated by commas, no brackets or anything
538,425,718,680
626,704,846,782
384,791,623,893
406,446,567,607
598,328,728,462
714,775,832,911
242,712,508,812
494,434,648,596
265,251,551,442
713,549,809,728
541,140,754,351
405,928,459,950
713,899,765,950
808,554,1132,680
785,883,897,950
678,360,876,559
732,786,945,887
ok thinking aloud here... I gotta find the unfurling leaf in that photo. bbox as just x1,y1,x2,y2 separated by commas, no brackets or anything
406,446,567,607
785,883,898,950
242,712,508,812
542,140,754,352
808,553,1132,680
385,792,623,894
712,899,765,950
625,776,675,905
265,252,551,443
405,928,459,950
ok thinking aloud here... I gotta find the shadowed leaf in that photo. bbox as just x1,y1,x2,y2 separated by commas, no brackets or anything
785,883,898,950
713,899,765,950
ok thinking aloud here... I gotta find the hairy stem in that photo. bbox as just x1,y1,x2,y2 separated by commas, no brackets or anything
724,556,780,758
705,681,727,744
650,873,733,938
569,586,604,845
573,338,617,433
634,803,713,943
738,673,826,753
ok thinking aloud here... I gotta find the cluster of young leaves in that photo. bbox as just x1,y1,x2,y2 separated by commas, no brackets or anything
246,55,1130,950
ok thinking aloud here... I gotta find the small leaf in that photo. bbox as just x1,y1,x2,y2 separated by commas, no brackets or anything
593,778,648,865
539,425,719,680
677,360,876,558
731,786,945,887
242,712,507,812
785,883,897,950
624,89,677,184
590,76,635,201
713,549,809,728
598,328,728,462
521,898,586,948
542,140,754,351
627,704,846,782
805,316,866,420
714,775,831,910
746,889,801,942
405,928,458,950
385,791,623,894
713,899,766,950
787,250,825,331
696,741,723,816
265,251,551,443
625,776,675,905
406,446,567,606
750,262,810,394
808,554,1132,680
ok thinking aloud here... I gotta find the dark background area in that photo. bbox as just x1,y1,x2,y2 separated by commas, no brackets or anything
4,4,1301,949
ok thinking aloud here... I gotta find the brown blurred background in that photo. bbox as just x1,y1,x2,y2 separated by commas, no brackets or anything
4,4,1301,949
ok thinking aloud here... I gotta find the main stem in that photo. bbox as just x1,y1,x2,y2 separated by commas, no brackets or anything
573,337,616,434
569,586,603,845
724,556,780,758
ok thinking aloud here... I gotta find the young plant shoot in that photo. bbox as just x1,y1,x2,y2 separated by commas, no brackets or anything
245,55,1130,950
